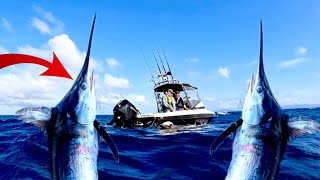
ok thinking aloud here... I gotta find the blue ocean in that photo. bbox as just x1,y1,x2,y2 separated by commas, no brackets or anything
0,108,319,179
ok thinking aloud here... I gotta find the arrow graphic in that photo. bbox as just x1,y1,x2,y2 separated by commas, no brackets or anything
0,52,73,79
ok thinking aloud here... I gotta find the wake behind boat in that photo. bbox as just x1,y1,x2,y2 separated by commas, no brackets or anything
107,51,216,128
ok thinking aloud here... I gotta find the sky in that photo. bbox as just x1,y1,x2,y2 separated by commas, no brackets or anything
1,1,320,115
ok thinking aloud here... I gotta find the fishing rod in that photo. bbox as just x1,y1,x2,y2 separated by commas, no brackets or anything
140,48,156,85
162,48,173,80
157,48,168,79
153,51,164,81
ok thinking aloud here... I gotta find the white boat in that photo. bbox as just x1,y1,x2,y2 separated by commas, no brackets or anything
108,79,216,127
107,53,216,128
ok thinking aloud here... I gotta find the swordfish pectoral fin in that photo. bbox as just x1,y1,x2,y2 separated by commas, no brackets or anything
210,119,243,155
287,120,320,142
94,120,119,162
16,106,53,134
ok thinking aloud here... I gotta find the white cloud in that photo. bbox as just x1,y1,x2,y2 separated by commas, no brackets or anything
217,67,230,79
0,70,71,115
17,34,102,77
204,98,242,111
31,6,64,36
127,94,146,103
96,92,146,113
246,60,258,67
0,33,104,114
32,18,51,35
106,57,120,68
297,46,307,55
104,73,129,89
33,6,56,23
278,58,307,68
1,17,12,32
0,45,9,54
186,58,200,63
203,96,215,102
276,90,320,108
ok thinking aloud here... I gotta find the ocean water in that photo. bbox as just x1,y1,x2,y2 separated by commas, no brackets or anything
0,108,319,180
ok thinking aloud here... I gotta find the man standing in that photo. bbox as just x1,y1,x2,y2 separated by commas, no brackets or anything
162,89,175,112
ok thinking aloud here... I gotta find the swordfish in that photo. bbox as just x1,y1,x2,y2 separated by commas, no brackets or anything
16,15,119,179
209,22,320,180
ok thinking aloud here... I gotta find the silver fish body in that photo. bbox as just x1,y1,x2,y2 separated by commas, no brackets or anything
48,111,99,179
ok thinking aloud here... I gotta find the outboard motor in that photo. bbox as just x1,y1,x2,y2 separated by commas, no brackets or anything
108,99,139,127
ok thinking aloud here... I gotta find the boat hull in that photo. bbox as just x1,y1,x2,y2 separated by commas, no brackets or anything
133,109,216,127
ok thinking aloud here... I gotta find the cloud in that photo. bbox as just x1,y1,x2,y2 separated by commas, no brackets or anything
104,73,129,89
0,70,71,115
33,6,56,23
127,94,146,103
246,60,258,67
106,57,120,68
1,17,12,32
275,90,320,108
203,96,215,102
0,45,9,54
185,58,200,63
31,6,64,36
32,18,51,35
97,92,146,111
217,67,230,79
278,58,307,68
17,34,103,76
204,98,242,111
297,46,307,55
0,33,105,114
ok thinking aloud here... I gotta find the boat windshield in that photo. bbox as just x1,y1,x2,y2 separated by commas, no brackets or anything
184,86,201,109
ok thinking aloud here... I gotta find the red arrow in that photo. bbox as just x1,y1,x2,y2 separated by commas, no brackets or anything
0,52,73,80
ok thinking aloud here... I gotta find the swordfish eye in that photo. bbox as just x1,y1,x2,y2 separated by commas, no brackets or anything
80,82,87,90
256,85,263,93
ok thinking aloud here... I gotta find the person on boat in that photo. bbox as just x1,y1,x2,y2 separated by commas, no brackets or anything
162,89,176,112
174,91,189,111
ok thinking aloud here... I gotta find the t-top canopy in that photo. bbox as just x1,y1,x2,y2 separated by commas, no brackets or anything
153,80,197,93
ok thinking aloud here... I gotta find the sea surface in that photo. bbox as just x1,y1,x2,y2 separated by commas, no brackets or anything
0,108,319,180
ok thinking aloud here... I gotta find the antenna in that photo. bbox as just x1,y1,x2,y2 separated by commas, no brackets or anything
153,51,164,81
162,48,173,80
140,48,156,85
120,94,126,100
